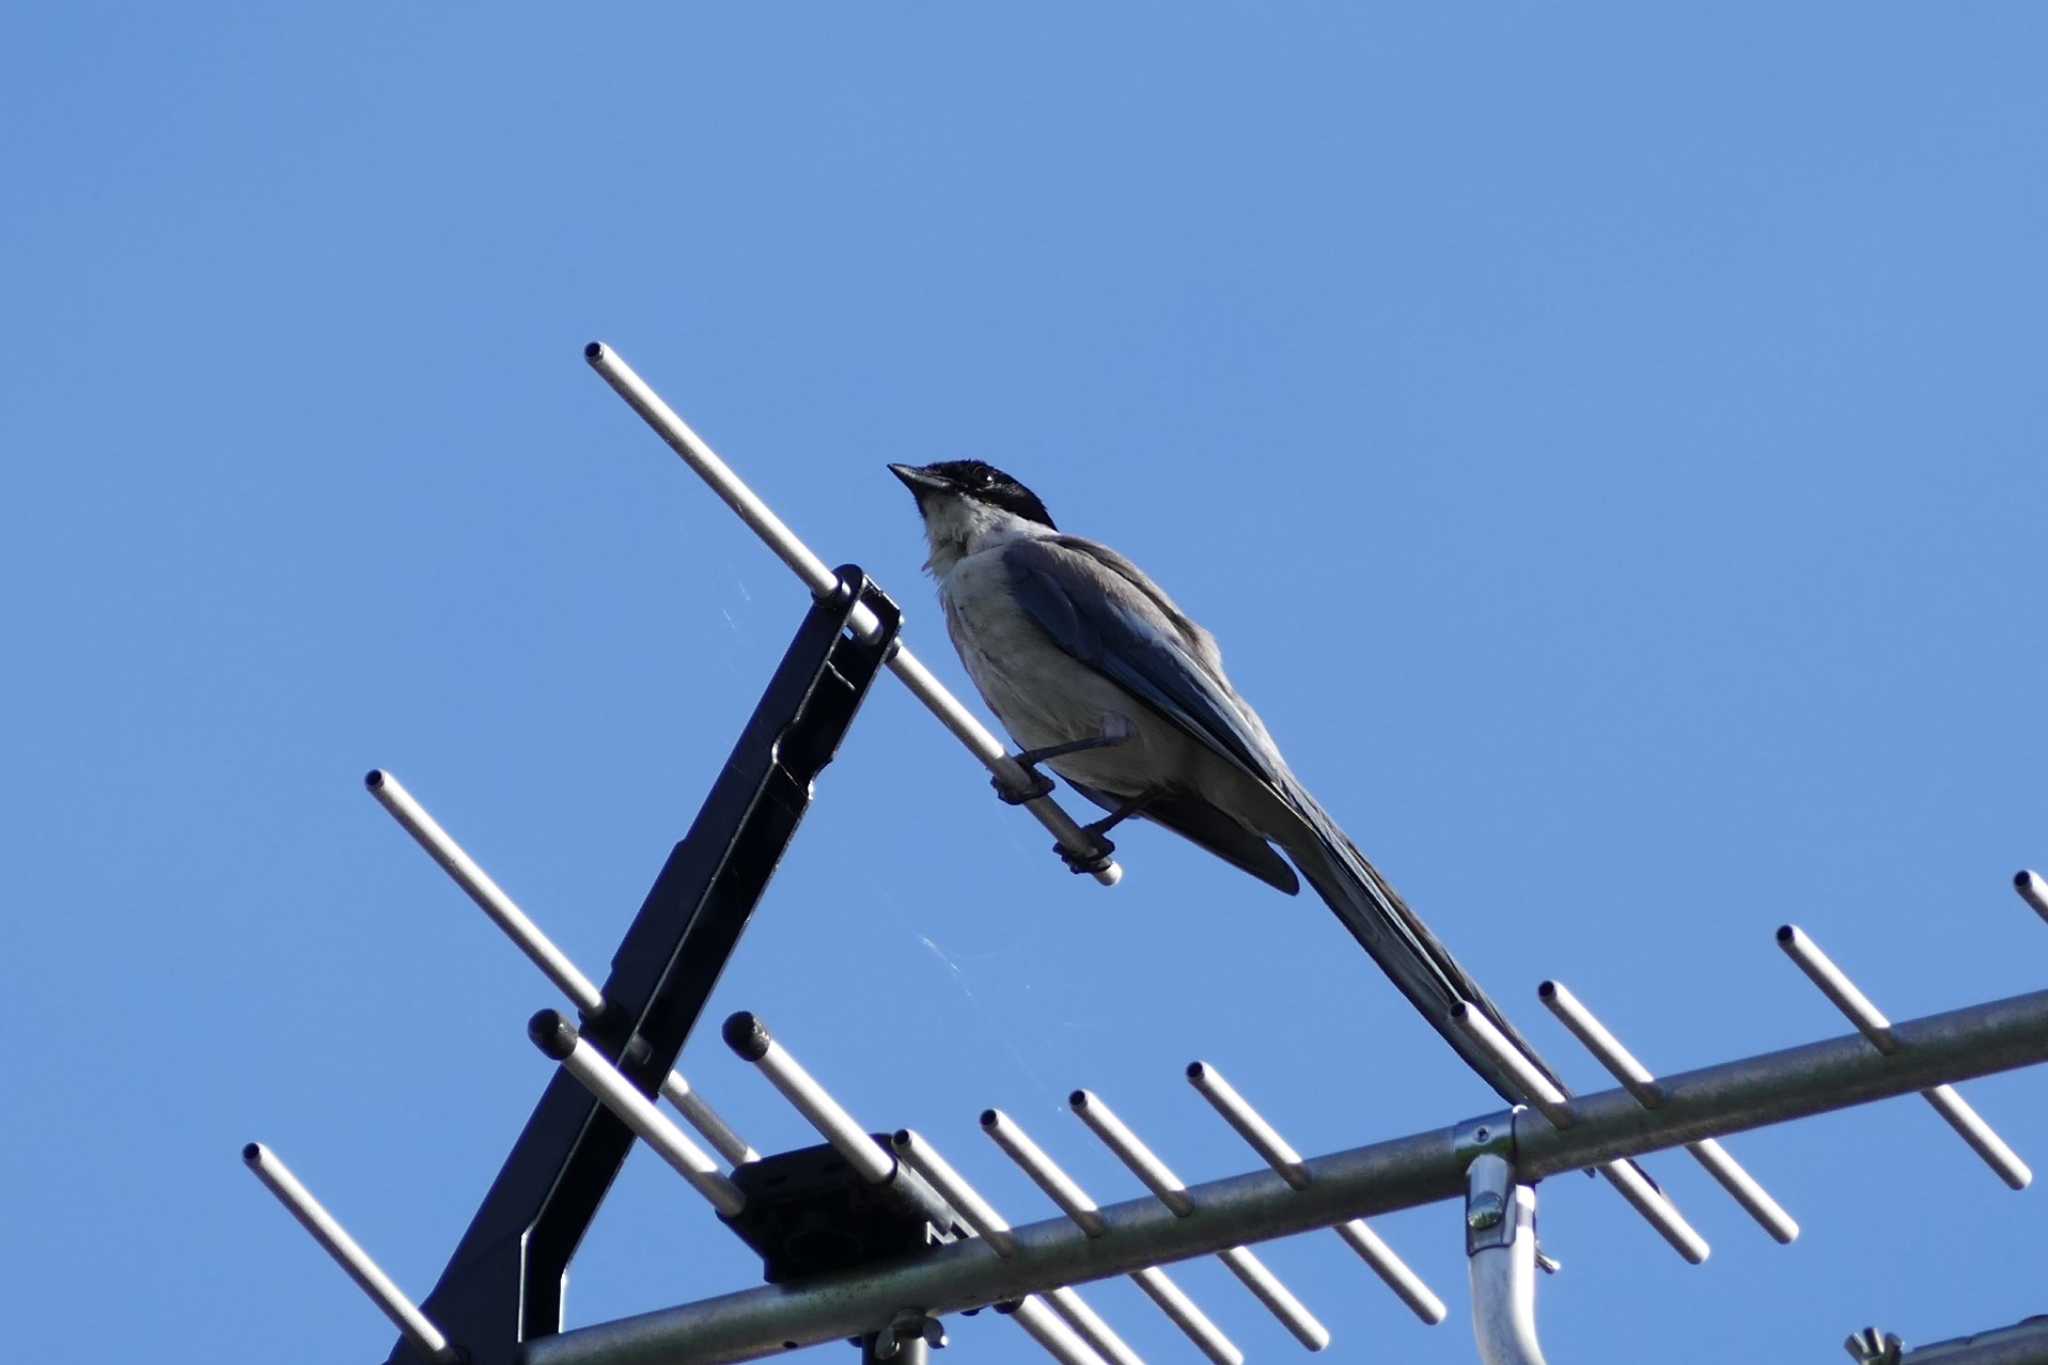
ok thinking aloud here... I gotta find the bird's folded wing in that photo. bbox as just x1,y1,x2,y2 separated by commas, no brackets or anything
1001,537,1285,790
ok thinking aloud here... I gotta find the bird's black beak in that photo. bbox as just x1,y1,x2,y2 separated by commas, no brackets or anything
888,463,950,495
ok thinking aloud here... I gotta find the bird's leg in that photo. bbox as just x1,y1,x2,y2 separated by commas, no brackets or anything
1082,795,1150,839
991,715,1136,805
1055,792,1153,876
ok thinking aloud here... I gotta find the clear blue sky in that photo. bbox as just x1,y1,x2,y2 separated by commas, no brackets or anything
6,5,2046,1362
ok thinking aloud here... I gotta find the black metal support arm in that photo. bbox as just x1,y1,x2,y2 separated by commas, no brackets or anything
387,569,903,1365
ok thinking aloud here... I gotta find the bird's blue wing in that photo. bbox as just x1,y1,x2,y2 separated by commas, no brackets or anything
1001,538,1285,790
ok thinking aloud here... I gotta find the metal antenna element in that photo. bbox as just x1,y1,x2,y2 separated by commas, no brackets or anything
1595,1160,1711,1265
982,1109,1108,1236
1185,1062,1311,1185
1539,982,1798,1244
994,1300,1113,1365
2015,870,2048,925
583,341,1122,886
982,1109,1243,1365
1070,1089,1195,1214
1187,1062,1447,1325
890,1131,1142,1365
659,1071,760,1167
1778,925,2031,1190
242,1143,461,1364
530,1012,747,1216
367,769,758,1166
1449,1004,1575,1129
1040,1292,1146,1365
890,1129,1018,1258
367,769,604,1014
1532,983,1661,1106
1125,1270,1243,1365
527,988,2048,1365
722,1012,895,1184
1452,1001,1710,1262
1071,1090,1331,1351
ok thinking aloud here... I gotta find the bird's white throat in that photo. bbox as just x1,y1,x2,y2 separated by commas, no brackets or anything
918,494,1056,578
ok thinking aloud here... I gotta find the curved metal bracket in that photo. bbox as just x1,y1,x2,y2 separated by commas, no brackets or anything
1466,1154,1549,1365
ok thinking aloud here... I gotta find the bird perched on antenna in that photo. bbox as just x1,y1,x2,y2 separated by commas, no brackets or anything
889,458,1565,1105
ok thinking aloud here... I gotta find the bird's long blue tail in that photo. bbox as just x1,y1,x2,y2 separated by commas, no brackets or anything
1281,786,1572,1106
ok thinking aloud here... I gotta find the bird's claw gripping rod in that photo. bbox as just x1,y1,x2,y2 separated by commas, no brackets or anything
584,341,1121,887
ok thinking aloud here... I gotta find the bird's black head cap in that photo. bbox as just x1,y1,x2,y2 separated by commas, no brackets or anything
893,459,1057,530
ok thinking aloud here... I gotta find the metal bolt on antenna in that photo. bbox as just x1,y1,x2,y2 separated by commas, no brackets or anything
871,1311,947,1359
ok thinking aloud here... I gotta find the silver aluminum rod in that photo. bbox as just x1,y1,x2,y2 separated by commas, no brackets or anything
531,1013,747,1216
1000,1298,1112,1365
723,1012,894,1184
1458,1003,1710,1260
882,1158,1128,1365
1045,1288,1146,1365
890,1129,1018,1257
521,987,2048,1365
1779,926,2031,1189
365,770,605,1014
1537,982,1661,1107
1473,991,1703,1259
242,1143,461,1364
1336,1221,1448,1325
1777,925,1898,1050
1186,1062,1308,1187
1069,1090,1193,1215
583,341,1120,886
1130,1269,1242,1365
1541,982,1797,1243
1189,1062,1445,1325
2015,869,2048,926
1683,1137,1798,1244
983,1108,1108,1236
889,1133,1136,1365
659,1072,760,1167
365,773,756,1168
1072,1090,1327,1348
1218,1247,1331,1351
985,1109,1241,1365
1922,1084,2032,1190
1449,1004,1574,1128
1595,1160,1709,1264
